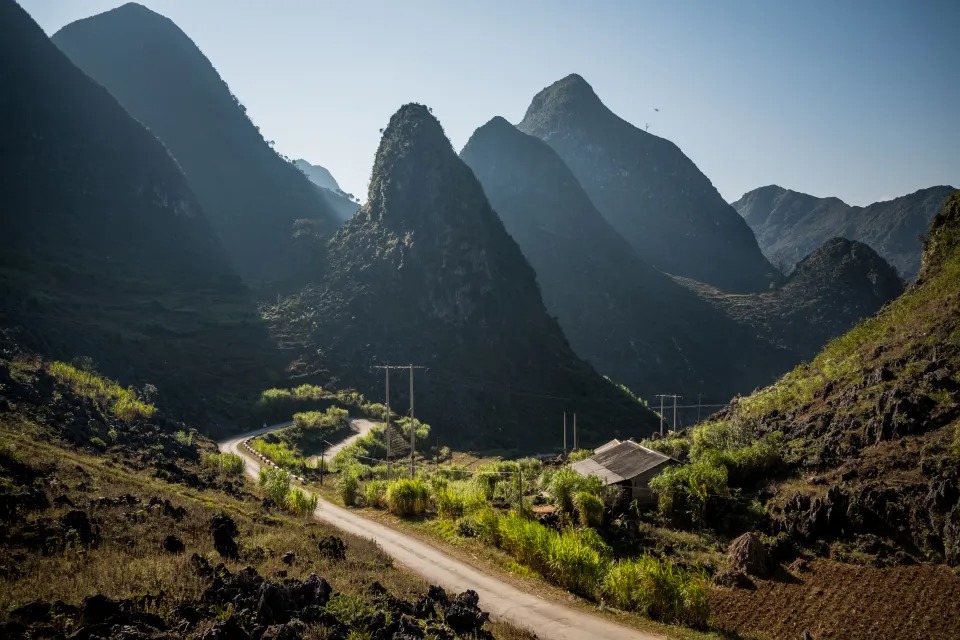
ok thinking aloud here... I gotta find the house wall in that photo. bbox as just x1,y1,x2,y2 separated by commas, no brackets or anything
624,462,674,503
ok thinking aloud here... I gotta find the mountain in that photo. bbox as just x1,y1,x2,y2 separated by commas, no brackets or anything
728,192,960,565
294,158,342,192
0,0,277,426
517,74,776,293
460,116,791,405
53,3,342,283
733,185,957,280
676,238,904,361
266,104,658,449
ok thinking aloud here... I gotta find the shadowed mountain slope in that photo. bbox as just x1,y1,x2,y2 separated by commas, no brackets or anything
0,0,278,428
265,105,658,449
518,74,776,293
53,3,341,283
294,159,361,222
734,185,957,280
461,116,791,404
676,238,904,362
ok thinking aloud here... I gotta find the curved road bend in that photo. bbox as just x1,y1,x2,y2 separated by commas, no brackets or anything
306,418,377,466
220,424,662,640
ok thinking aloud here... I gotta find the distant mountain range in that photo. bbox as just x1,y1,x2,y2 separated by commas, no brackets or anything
518,74,778,293
266,104,658,448
461,116,790,404
294,159,361,222
733,185,957,280
0,0,278,425
676,238,904,361
53,3,342,283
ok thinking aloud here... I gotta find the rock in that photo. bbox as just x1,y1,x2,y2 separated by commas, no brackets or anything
442,590,489,635
261,620,307,640
281,551,295,565
317,535,346,560
727,532,770,577
201,615,250,640
163,534,186,554
788,558,811,573
79,594,123,625
211,513,239,559
61,509,97,546
10,600,51,624
190,552,213,576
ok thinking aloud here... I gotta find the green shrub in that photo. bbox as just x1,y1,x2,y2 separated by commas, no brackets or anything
202,452,245,476
364,480,389,508
174,430,194,447
567,448,593,463
250,438,306,471
337,469,360,506
474,507,501,546
49,361,156,420
288,488,318,515
649,460,729,524
642,437,690,460
547,467,603,515
602,556,709,627
573,491,605,528
258,467,292,505
547,529,610,597
293,406,348,430
385,478,431,517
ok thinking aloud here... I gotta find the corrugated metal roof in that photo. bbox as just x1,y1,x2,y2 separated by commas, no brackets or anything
594,439,621,454
571,441,673,485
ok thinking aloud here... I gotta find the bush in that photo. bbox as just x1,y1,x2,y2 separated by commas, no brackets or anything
567,448,593,463
288,488,318,515
202,452,245,476
337,469,360,506
547,467,603,515
49,361,155,420
642,437,690,460
249,438,305,471
573,491,605,528
364,480,389,508
547,529,611,597
474,507,501,546
649,459,729,524
259,467,292,505
602,556,710,627
385,478,431,517
293,406,348,430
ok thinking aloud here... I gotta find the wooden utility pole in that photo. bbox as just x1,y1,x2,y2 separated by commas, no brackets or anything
374,364,426,477
573,413,577,450
410,365,415,478
697,393,702,424
673,395,681,432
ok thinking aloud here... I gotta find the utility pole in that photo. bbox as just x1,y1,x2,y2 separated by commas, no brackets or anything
573,413,577,450
697,393,702,424
374,364,426,477
656,394,682,437
563,412,567,455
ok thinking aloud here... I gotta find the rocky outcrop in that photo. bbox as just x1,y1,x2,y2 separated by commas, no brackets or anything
727,532,770,577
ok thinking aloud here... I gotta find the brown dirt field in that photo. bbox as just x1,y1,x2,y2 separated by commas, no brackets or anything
710,558,960,639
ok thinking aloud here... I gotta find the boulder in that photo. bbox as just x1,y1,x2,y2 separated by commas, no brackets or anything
211,513,239,559
163,535,186,554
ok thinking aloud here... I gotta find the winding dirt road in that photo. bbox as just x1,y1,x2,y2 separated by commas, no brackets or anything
220,424,662,640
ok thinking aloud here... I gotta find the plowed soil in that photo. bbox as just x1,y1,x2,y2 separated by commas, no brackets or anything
711,558,960,639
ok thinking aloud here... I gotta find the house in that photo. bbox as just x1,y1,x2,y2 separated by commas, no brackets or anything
570,439,677,502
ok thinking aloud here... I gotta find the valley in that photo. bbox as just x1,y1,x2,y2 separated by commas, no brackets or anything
2,1,957,638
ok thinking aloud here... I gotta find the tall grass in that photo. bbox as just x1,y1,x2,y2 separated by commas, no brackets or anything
602,556,710,628
573,491,604,528
288,488,318,515
364,480,389,508
48,361,155,420
258,467,292,505
201,452,245,476
385,478,431,517
249,438,306,472
338,469,360,507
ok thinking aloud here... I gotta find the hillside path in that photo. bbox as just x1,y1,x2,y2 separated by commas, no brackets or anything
219,423,663,640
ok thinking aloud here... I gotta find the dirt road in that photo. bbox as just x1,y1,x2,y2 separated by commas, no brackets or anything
306,418,377,466
220,425,662,640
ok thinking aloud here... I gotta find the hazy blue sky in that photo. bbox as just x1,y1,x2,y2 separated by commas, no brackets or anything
22,0,960,206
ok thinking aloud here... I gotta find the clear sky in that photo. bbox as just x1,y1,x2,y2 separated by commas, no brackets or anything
21,0,960,206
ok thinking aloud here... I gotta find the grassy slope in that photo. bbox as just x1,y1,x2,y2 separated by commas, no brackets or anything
0,349,529,639
714,194,960,561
